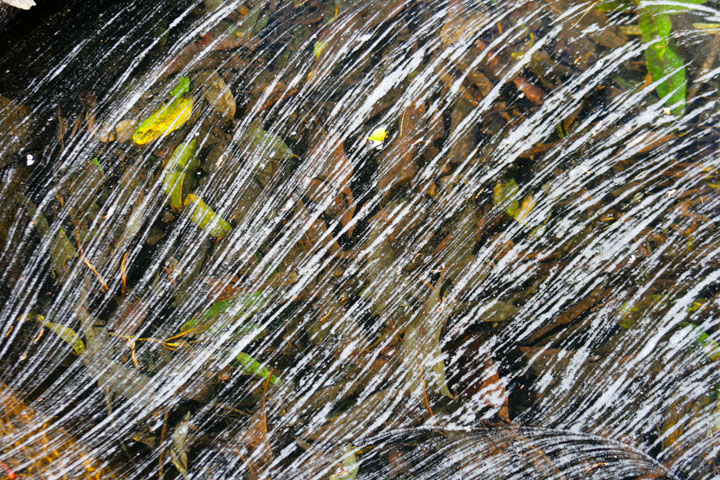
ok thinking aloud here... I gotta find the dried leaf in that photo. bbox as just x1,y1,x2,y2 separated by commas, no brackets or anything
440,1,487,46
107,300,150,337
114,119,138,142
18,194,78,278
305,134,356,235
474,354,510,422
170,412,191,479
377,102,427,197
201,274,245,301
243,407,273,478
195,71,236,119
0,381,121,479
401,271,454,400
248,126,295,160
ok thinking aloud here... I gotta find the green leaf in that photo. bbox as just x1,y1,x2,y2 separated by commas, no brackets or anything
133,97,193,145
91,157,104,173
234,352,281,384
181,291,270,336
248,127,296,160
639,7,672,43
184,194,232,237
170,76,191,97
163,140,198,210
641,0,707,15
639,8,686,115
680,322,720,360
597,0,632,10
23,314,85,355
329,446,359,480
314,40,328,59
493,179,520,218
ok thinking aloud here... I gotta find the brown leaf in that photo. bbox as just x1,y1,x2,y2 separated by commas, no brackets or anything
528,284,609,343
162,33,260,78
377,101,429,198
440,0,489,46
194,70,236,120
0,382,121,479
474,354,510,422
242,403,274,479
107,299,150,337
201,274,245,301
294,200,343,256
513,76,545,104
305,134,357,236
400,270,454,401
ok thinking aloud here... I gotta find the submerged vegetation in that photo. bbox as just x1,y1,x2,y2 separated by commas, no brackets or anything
0,0,720,478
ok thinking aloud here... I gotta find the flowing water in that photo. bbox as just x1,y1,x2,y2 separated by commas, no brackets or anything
1,0,719,478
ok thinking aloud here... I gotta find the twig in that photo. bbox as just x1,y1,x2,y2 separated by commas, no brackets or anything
75,231,109,291
418,323,434,418
120,251,130,297
0,459,23,479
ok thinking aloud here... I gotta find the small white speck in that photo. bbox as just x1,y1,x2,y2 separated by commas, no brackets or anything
280,199,294,213
25,153,35,166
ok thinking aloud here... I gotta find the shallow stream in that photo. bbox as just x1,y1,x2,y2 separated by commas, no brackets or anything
1,0,720,478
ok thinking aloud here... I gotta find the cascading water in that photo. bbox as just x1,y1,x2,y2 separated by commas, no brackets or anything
0,0,719,478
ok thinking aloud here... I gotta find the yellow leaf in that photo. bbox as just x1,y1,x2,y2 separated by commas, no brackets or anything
184,194,232,237
368,128,388,145
514,194,536,224
25,314,85,355
314,40,328,59
133,97,193,145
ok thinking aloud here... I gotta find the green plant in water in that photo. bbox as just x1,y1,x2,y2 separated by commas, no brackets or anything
600,0,707,115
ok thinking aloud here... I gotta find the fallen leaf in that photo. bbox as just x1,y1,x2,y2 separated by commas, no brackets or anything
170,412,191,479
133,97,193,145
163,140,198,210
377,102,428,198
114,119,138,142
184,194,232,237
23,314,85,355
248,126,295,160
194,70,236,120
305,134,356,235
400,270,454,400
235,352,281,384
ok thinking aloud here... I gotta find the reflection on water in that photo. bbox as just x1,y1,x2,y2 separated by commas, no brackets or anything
1,0,720,478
